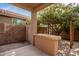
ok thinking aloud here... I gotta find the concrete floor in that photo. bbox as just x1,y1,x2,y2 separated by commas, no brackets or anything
0,42,47,56
0,40,79,56
0,42,29,53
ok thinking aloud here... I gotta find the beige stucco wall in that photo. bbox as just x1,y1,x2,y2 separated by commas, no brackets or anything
0,16,13,24
0,23,4,32
0,23,13,33
33,34,61,55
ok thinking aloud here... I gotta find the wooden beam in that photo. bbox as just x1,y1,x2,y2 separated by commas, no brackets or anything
70,20,75,49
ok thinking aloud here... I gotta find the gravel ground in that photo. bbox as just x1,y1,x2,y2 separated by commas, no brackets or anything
57,39,79,56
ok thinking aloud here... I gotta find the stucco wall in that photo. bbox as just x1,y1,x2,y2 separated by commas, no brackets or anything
0,23,13,33
0,25,26,45
0,16,13,24
0,23,4,32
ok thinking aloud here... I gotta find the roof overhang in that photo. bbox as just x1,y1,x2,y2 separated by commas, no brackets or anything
11,3,51,12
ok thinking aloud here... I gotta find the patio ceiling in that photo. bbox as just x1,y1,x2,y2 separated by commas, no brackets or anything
11,3,51,12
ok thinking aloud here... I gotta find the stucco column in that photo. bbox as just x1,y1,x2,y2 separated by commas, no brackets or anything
29,11,37,44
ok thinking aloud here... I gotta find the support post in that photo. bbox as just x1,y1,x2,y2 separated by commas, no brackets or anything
48,24,50,34
70,20,74,49
29,11,37,44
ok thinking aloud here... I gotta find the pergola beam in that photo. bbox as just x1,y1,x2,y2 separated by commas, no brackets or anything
70,20,75,49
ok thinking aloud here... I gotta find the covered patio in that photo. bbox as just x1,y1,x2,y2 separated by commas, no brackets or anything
0,3,79,56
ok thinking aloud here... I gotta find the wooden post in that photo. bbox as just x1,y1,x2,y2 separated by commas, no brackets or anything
48,24,50,34
70,20,74,49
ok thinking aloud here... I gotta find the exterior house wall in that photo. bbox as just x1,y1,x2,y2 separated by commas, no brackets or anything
0,16,13,24
0,9,28,45
0,23,13,33
0,16,13,33
0,23,4,32
0,16,27,45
